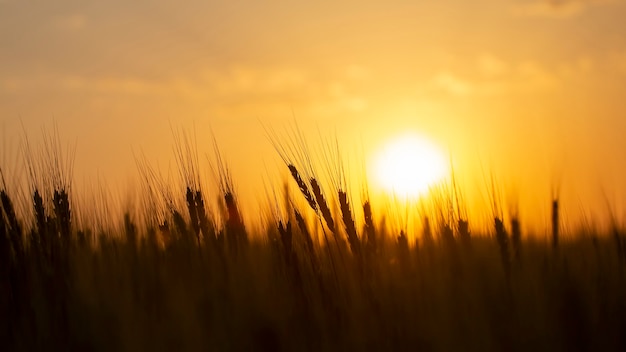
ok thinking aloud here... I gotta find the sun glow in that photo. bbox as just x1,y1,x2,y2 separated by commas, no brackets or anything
373,134,448,198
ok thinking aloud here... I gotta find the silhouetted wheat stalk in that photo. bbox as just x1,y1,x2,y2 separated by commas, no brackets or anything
53,188,71,245
216,190,246,255
422,216,433,247
293,209,310,248
1,189,23,267
441,223,455,247
33,189,47,248
278,220,293,264
458,219,470,248
363,200,376,255
552,199,559,250
1,190,21,252
310,178,335,234
195,190,215,246
338,190,360,256
494,217,510,280
124,212,138,250
186,187,200,241
397,230,409,267
451,164,470,248
0,194,9,268
288,164,317,212
614,227,625,267
511,217,521,264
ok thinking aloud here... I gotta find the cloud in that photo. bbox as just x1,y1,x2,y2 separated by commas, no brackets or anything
0,63,375,119
516,61,561,90
0,78,24,92
215,67,310,96
610,51,626,74
433,72,474,96
557,56,594,77
478,54,509,77
429,55,573,98
513,0,617,18
344,65,371,81
431,71,508,98
0,72,177,97
52,14,87,31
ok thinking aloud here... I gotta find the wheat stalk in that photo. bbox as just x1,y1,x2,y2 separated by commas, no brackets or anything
511,217,521,263
124,212,137,249
2,190,22,255
0,199,9,266
310,178,335,234
494,217,510,279
172,210,188,238
225,191,247,254
186,187,199,237
195,190,215,245
33,189,46,239
422,216,433,247
288,164,317,212
338,190,359,256
458,219,470,247
441,223,454,246
552,199,559,250
294,209,311,250
278,220,293,264
397,230,409,266
363,200,376,254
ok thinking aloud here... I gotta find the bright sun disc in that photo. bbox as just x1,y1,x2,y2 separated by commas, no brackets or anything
373,134,448,198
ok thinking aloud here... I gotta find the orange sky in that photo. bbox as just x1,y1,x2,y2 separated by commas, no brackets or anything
2,0,626,234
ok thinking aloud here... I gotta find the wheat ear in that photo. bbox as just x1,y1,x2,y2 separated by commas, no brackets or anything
288,164,317,212
310,178,335,233
339,190,359,255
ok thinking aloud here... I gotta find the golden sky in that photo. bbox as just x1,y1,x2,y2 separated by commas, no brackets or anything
2,0,626,232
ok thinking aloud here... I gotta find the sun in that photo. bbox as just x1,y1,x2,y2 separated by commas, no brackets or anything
372,134,448,198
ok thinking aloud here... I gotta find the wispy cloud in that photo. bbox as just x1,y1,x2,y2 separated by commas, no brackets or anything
477,54,509,77
52,14,87,31
428,54,595,98
0,63,373,117
516,61,561,89
433,72,474,97
513,0,617,18
430,70,506,98
610,51,626,74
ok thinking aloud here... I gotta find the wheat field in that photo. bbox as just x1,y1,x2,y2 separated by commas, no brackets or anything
1,131,625,352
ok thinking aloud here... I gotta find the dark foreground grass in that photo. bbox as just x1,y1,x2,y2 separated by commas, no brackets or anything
2,209,626,351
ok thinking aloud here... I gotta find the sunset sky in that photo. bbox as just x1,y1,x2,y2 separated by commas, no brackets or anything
2,0,626,232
